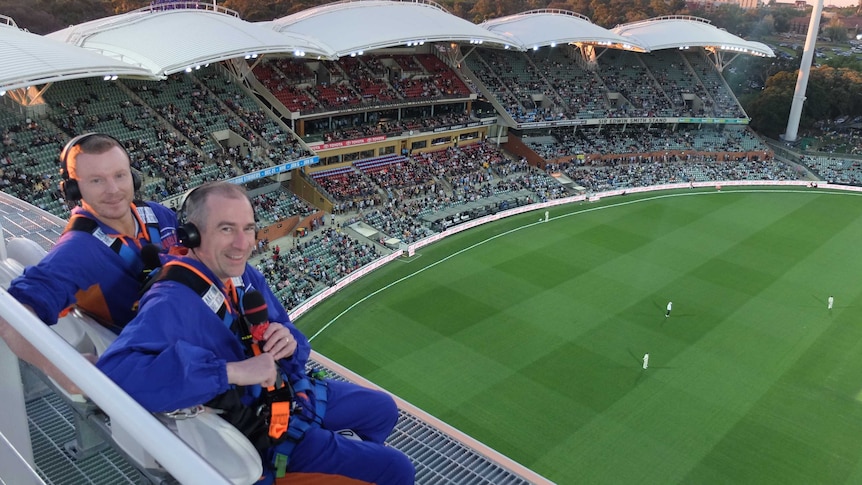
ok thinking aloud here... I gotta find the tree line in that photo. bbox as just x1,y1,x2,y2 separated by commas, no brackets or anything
0,0,802,34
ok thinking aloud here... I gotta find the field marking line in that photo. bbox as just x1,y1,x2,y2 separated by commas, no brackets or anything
308,188,856,341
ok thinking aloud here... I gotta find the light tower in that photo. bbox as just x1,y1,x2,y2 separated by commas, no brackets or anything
782,0,824,143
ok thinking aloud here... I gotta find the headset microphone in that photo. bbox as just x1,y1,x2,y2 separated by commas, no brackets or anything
240,290,286,391
241,290,270,343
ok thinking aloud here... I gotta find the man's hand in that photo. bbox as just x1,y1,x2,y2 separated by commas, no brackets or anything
226,353,277,387
0,317,89,395
260,322,297,360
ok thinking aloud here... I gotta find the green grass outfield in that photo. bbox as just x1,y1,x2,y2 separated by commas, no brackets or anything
295,187,862,484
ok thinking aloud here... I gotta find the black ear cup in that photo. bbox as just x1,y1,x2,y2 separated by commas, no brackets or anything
59,133,93,202
177,222,201,249
60,178,82,201
176,186,200,248
174,183,255,249
58,133,137,201
132,170,142,192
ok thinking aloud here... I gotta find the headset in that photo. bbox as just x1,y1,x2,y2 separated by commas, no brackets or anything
175,182,257,249
59,133,141,202
175,185,203,249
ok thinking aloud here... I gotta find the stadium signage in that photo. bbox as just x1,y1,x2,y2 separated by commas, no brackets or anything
318,136,387,150
517,120,587,128
431,123,473,133
597,117,668,124
227,156,319,184
677,117,749,124
517,117,750,129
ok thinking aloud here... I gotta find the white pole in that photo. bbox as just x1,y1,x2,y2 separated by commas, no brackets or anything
783,0,824,142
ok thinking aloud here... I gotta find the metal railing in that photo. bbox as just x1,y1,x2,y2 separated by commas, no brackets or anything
0,289,232,485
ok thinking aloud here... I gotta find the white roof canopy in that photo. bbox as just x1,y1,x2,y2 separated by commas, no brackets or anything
265,0,515,57
481,9,648,52
612,16,774,57
46,4,336,77
0,16,153,93
1,4,774,95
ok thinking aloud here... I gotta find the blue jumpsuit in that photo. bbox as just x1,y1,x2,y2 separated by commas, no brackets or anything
97,257,415,484
7,202,178,329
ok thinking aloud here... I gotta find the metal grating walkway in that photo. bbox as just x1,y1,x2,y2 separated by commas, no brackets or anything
27,391,146,485
25,368,534,485
393,414,530,484
310,363,533,485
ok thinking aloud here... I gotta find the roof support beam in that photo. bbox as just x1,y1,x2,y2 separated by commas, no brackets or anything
444,43,470,69
703,46,745,73
4,84,50,108
225,58,254,84
573,44,598,71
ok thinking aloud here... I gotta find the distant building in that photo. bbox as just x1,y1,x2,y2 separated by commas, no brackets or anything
687,0,799,9
739,0,764,9
788,14,818,34
686,0,748,12
836,15,862,37
768,0,809,9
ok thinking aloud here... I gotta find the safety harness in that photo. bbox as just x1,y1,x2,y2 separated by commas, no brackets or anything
61,202,165,327
271,375,327,477
151,260,327,475
151,260,241,327
64,201,163,281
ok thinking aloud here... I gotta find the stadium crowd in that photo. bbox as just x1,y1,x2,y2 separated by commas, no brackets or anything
4,50,862,313
465,47,749,124
522,125,768,161
252,53,471,118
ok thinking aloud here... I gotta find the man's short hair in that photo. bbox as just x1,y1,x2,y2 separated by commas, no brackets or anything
182,181,251,230
62,133,128,179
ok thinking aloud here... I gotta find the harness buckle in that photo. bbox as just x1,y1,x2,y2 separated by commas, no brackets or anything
163,405,205,420
262,386,294,440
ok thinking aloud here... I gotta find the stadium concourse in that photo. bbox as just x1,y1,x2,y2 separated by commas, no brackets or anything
0,0,856,483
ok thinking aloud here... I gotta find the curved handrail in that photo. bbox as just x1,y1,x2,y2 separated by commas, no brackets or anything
0,289,232,485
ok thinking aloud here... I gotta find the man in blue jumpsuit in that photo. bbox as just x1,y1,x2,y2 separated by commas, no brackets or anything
97,182,414,484
0,133,178,392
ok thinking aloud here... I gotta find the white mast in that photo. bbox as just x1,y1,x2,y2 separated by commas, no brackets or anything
782,0,824,142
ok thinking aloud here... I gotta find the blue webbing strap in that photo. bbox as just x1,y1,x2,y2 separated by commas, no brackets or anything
272,376,328,477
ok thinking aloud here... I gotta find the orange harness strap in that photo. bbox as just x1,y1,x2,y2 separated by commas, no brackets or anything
269,401,291,439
